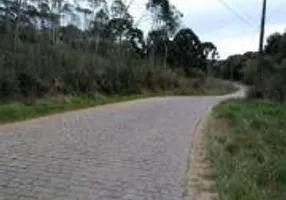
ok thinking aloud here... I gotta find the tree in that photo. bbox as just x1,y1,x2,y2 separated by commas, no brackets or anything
37,0,51,30
146,0,182,68
0,0,226,101
107,0,133,56
75,6,92,30
91,8,109,54
265,32,286,63
0,0,20,35
171,28,202,74
265,33,282,56
107,18,132,57
146,28,169,67
201,42,218,60
50,0,74,44
128,27,146,57
8,0,23,51
59,24,82,44
111,0,132,21
200,42,218,76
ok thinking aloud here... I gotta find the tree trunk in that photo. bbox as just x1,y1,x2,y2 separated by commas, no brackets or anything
14,0,22,52
207,62,211,77
95,32,100,55
163,41,168,69
149,40,158,69
118,34,122,58
95,21,101,55
149,47,155,69
51,0,57,44
230,65,234,81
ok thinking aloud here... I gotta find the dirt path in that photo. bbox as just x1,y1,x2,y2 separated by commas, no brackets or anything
0,86,246,200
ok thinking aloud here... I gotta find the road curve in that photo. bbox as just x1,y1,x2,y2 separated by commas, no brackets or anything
0,88,246,200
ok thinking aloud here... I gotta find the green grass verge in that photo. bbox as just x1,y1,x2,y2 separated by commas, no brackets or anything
0,79,237,124
0,94,153,124
207,99,286,200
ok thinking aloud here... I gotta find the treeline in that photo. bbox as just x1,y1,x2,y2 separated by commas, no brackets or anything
214,30,286,101
0,0,217,101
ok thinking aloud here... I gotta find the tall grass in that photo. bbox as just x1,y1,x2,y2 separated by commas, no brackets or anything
207,100,286,200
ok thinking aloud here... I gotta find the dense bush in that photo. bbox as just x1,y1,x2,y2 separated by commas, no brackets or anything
217,29,286,102
0,0,220,102
0,40,195,101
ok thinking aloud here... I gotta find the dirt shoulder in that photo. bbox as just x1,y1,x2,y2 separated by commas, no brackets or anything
185,108,219,200
184,83,247,200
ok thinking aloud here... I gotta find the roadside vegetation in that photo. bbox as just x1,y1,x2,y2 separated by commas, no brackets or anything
214,29,286,102
0,94,149,123
0,78,235,124
200,29,286,200
0,0,232,122
207,100,286,200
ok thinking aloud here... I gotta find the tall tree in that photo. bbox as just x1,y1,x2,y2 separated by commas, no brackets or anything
171,28,203,74
108,0,133,56
201,42,218,76
92,8,109,54
89,0,108,54
49,0,74,44
75,6,92,30
13,0,23,51
146,0,182,68
128,27,146,57
111,0,132,20
37,0,51,30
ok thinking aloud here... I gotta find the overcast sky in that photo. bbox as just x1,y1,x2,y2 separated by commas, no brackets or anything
129,0,286,58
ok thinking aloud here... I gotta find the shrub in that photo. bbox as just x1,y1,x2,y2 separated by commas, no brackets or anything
0,41,194,101
245,57,286,102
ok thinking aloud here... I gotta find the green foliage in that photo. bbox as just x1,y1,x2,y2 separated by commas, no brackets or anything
241,59,259,84
215,52,256,81
244,56,286,102
0,0,219,102
217,29,286,102
146,0,182,33
170,28,204,73
265,32,286,62
1,37,211,100
208,100,286,200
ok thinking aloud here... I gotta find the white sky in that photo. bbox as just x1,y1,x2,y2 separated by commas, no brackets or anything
128,0,286,58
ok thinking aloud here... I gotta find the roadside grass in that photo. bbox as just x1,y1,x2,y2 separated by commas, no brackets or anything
206,99,286,200
0,94,152,124
0,79,236,124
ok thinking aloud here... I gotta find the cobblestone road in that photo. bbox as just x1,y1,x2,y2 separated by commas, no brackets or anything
0,96,224,200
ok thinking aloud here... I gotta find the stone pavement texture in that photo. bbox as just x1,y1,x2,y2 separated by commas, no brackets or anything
0,88,246,200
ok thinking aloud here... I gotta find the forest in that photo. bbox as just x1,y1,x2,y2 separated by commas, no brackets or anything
0,0,219,102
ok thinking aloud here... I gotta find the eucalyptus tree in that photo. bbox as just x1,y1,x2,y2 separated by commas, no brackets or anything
73,0,108,53
128,27,146,57
89,0,108,54
146,0,182,68
201,42,218,76
49,0,74,44
92,7,109,54
0,0,24,51
107,0,133,57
